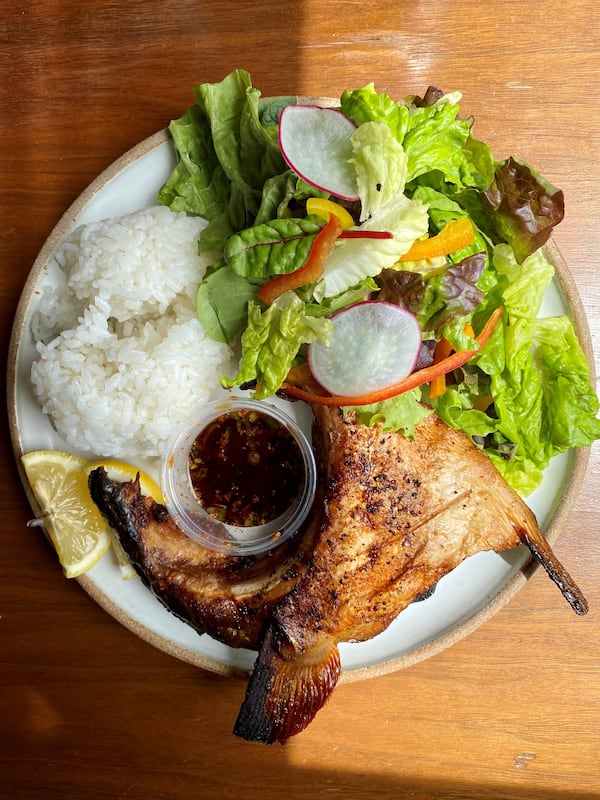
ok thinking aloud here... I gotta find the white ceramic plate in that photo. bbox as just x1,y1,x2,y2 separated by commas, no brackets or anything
8,128,592,681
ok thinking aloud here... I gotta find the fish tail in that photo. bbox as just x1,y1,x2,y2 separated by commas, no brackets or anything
516,522,588,615
233,628,341,744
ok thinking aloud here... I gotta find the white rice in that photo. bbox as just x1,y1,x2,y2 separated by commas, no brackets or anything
30,206,235,459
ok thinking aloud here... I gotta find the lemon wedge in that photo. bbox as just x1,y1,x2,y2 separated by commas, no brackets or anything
21,450,111,578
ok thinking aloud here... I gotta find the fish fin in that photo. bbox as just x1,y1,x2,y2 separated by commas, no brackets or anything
516,523,588,615
233,628,341,744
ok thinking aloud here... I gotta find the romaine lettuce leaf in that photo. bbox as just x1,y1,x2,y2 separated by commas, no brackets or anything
350,120,408,220
350,389,432,437
482,313,600,494
534,316,600,449
341,84,495,192
158,69,288,252
222,294,332,399
315,194,429,299
157,103,229,220
402,97,487,188
433,246,600,494
341,83,411,140
489,242,554,319
193,70,286,212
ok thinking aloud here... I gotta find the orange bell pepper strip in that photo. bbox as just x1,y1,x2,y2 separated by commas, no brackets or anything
280,307,503,407
257,214,343,305
399,217,475,262
428,338,454,399
429,321,476,399
283,362,324,394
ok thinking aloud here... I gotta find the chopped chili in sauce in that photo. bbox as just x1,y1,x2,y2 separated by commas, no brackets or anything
188,409,304,527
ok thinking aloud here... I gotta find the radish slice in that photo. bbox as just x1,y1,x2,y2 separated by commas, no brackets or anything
308,302,422,397
278,105,359,201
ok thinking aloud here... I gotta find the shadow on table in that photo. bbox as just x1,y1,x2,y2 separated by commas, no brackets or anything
222,760,597,800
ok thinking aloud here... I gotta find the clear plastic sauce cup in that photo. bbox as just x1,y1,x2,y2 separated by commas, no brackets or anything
160,397,317,556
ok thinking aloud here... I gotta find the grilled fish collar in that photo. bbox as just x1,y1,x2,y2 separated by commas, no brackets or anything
88,466,320,650
86,404,586,745
234,407,587,744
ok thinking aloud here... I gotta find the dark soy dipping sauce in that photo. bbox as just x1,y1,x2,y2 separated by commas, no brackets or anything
188,408,305,527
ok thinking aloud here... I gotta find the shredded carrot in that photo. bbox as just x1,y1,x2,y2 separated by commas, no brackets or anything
429,321,477,399
399,217,475,262
280,307,503,407
428,338,454,399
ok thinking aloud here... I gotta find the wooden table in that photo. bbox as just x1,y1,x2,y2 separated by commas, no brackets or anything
1,2,599,798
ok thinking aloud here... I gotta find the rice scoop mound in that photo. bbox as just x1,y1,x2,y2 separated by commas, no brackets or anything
30,206,234,459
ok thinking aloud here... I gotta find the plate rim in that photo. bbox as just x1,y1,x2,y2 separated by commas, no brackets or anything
7,124,593,681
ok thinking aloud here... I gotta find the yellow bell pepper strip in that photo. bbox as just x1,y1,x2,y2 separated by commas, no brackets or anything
399,217,475,262
306,197,392,239
429,322,476,399
257,214,343,305
280,307,503,407
306,197,355,229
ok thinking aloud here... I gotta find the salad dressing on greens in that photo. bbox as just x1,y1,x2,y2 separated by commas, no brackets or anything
159,69,600,497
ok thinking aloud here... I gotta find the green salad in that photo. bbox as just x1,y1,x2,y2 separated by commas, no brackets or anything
158,68,600,496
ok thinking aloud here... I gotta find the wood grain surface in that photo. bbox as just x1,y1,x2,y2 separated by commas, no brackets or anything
1,2,599,798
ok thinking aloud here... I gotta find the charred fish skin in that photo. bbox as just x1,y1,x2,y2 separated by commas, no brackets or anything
87,467,159,584
88,466,320,650
517,526,588,615
234,407,588,744
234,628,341,744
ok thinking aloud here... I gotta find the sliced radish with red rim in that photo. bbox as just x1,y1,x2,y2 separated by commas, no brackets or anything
308,301,422,397
278,105,359,201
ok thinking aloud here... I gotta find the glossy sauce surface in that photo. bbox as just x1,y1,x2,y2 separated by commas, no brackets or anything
188,409,304,527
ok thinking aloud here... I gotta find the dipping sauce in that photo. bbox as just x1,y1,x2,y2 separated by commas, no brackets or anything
188,408,305,527
161,398,317,555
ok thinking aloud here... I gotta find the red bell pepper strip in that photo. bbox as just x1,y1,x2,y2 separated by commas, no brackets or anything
339,230,393,240
257,214,343,305
281,307,503,407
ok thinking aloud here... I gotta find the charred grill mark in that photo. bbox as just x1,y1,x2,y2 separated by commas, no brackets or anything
154,504,169,523
367,544,381,565
364,472,401,516
365,498,384,515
